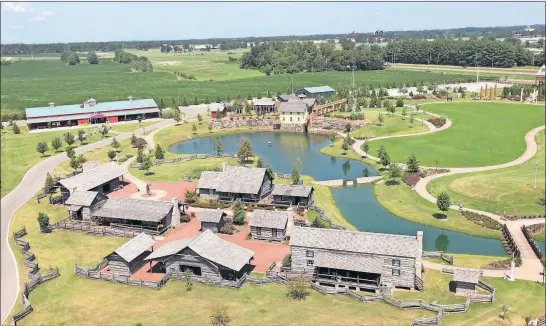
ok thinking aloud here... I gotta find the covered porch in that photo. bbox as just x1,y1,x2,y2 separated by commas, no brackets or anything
313,266,381,292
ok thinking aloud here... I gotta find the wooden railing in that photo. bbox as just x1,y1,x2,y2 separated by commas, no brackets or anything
423,251,454,265
53,218,154,237
74,263,171,290
501,224,521,260
521,225,545,261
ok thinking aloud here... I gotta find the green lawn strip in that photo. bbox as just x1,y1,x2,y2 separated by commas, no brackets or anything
427,130,545,216
351,111,430,138
374,181,500,239
369,102,546,167
532,232,545,242
0,125,108,198
424,254,507,269
109,120,157,133
393,269,465,304
130,157,239,182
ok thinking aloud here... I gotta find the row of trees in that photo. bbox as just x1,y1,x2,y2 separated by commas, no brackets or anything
113,50,153,72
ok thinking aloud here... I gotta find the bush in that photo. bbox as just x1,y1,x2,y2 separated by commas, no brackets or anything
287,277,310,300
427,118,445,127
402,172,421,187
412,94,427,100
348,112,365,120
180,213,191,223
460,211,501,230
282,254,292,267
347,137,355,145
219,218,235,234
37,212,50,232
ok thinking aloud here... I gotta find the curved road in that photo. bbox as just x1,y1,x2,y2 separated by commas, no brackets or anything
0,119,174,323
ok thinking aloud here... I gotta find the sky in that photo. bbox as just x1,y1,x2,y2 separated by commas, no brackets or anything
1,1,545,44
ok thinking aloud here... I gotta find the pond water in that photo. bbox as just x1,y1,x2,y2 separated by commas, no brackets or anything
169,131,506,256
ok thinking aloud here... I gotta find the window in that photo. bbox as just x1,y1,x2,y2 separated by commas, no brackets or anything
307,260,314,266
392,259,401,267
392,269,400,276
290,117,292,122
298,117,300,121
283,116,285,121
306,250,314,258
272,229,277,238
256,227,261,236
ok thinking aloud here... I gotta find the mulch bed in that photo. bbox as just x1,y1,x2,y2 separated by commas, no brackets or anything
427,118,446,128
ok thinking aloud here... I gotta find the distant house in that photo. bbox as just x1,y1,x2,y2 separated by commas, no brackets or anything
271,184,314,207
290,227,423,292
252,99,277,114
451,269,483,294
249,209,290,242
197,166,274,203
199,209,228,233
209,103,227,119
278,102,311,125
295,86,336,99
144,230,255,288
105,233,155,276
65,190,108,220
536,65,545,86
57,162,126,201
25,98,159,130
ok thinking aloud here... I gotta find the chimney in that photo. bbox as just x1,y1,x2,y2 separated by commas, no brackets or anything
221,162,228,172
128,96,134,102
171,197,180,228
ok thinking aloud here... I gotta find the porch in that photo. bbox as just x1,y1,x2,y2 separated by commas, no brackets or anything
313,267,381,292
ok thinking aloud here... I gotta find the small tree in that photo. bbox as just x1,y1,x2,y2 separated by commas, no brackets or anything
183,269,193,292
362,140,370,157
155,144,165,159
173,110,181,124
256,157,264,168
232,200,245,225
182,96,189,106
500,304,509,320
345,122,352,133
216,94,221,103
215,109,221,120
78,129,87,144
107,149,117,161
51,137,63,152
236,138,253,164
247,93,252,100
311,216,325,228
37,212,50,232
12,122,20,134
291,158,301,185
406,152,420,173
44,172,55,193
409,114,415,127
67,121,72,127
192,123,197,134
401,107,407,120
341,137,349,154
378,112,384,126
329,133,337,146
36,141,49,156
204,96,211,104
193,95,199,105
266,165,274,179
226,94,231,102
210,303,231,326
197,113,203,124
378,146,391,167
69,155,85,172
257,91,262,99
363,167,370,177
287,277,310,300
136,150,145,163
110,137,121,151
436,192,451,218
212,136,223,155
141,154,153,175
63,132,76,146
98,125,109,138
65,146,75,159
388,163,402,182
396,98,404,107
208,123,213,133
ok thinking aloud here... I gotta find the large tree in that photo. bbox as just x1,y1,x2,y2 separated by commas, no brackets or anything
87,51,99,64
291,158,301,185
237,138,253,163
436,192,452,218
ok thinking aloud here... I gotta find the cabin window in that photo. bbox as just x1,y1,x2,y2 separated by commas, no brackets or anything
290,117,292,122
392,269,400,276
306,250,314,258
256,227,262,236
307,260,314,266
392,259,401,267
272,229,277,238
283,116,285,121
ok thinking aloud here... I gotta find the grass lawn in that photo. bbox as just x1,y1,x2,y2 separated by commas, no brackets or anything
109,120,158,133
427,130,545,216
393,269,465,304
0,125,108,198
374,181,500,239
351,110,431,138
424,253,507,269
533,231,545,242
369,102,546,167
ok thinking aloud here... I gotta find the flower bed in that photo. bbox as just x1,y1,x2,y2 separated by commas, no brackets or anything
460,211,501,230
403,172,421,187
427,118,446,128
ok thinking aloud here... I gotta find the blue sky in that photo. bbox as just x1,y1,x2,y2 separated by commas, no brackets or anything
1,1,545,44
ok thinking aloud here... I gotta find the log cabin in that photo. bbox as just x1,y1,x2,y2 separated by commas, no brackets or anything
249,209,290,242
65,190,108,220
144,230,255,288
252,99,277,114
199,209,227,233
290,227,423,293
271,184,314,207
105,233,156,276
451,269,483,294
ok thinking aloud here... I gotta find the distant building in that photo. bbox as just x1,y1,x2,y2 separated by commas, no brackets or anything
536,65,545,86
278,101,312,126
295,86,336,99
57,161,126,200
25,98,159,130
450,269,483,294
209,103,227,119
252,99,277,114
199,209,228,233
271,184,314,207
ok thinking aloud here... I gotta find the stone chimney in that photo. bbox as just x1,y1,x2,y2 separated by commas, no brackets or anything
48,102,56,107
415,231,424,278
171,197,180,228
221,162,228,172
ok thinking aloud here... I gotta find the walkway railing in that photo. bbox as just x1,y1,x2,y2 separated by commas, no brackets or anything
501,224,521,261
521,225,545,261
423,251,454,265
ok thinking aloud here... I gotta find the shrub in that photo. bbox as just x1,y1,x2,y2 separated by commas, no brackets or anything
347,137,355,145
210,303,231,326
185,190,198,203
287,277,310,300
180,213,191,222
402,172,421,187
427,118,445,128
412,94,427,100
219,218,235,234
348,112,364,120
37,212,50,232
460,211,501,230
282,254,292,267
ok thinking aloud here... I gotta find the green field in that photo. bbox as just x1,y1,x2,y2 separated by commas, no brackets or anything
130,157,239,182
351,110,433,138
370,102,546,167
109,120,157,133
424,253,507,269
428,130,545,216
1,58,496,114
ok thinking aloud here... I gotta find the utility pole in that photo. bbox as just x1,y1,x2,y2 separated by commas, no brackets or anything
534,162,539,189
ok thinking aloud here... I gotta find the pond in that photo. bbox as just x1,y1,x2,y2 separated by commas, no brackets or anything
169,131,506,256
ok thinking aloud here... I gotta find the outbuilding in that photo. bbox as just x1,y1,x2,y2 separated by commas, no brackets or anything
249,209,290,241
199,209,228,233
252,99,277,114
65,190,108,220
271,184,314,207
105,233,155,276
536,65,545,86
451,268,483,294
295,86,336,99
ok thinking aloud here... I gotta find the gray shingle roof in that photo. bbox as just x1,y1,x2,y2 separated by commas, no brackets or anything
304,86,335,93
314,251,383,274
253,99,276,106
271,184,313,198
279,94,300,101
65,190,99,206
145,230,254,271
250,209,289,229
453,269,482,284
197,171,223,190
290,227,420,258
279,102,308,113
199,209,225,223
58,162,126,192
110,233,155,263
92,198,173,222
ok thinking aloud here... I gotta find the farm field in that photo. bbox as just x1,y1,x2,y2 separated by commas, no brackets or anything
1,57,497,115
369,102,546,167
427,130,545,216
7,192,542,326
391,63,537,80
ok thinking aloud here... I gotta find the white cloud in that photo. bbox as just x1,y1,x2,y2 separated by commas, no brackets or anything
11,25,24,30
28,10,55,22
375,12,381,15
1,2,32,13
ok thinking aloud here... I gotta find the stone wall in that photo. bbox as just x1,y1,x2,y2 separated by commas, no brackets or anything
280,123,305,133
312,118,366,131
211,118,276,129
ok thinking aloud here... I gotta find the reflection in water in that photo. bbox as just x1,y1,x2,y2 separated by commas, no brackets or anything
342,160,351,176
330,156,337,167
435,234,450,252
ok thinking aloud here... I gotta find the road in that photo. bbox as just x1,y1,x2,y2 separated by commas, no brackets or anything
0,119,174,324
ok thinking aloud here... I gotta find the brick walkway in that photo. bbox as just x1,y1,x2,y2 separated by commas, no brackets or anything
108,180,196,202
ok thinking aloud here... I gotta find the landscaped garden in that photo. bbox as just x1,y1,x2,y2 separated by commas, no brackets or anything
349,110,433,138
368,102,546,167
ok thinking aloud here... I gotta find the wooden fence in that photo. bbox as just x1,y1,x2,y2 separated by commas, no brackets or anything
12,227,60,326
521,225,545,261
52,218,152,237
501,224,521,260
423,251,454,265
308,205,346,230
129,153,237,169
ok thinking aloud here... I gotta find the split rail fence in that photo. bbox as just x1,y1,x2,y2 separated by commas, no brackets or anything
11,227,60,326
521,225,545,261
52,218,154,237
308,205,346,230
423,251,454,265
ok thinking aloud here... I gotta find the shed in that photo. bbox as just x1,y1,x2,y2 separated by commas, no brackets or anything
65,190,108,220
271,184,314,207
249,209,289,241
58,161,126,200
451,269,483,294
295,86,336,99
105,233,156,276
199,209,228,233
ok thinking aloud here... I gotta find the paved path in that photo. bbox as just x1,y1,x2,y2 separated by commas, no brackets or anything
313,176,383,187
0,119,174,324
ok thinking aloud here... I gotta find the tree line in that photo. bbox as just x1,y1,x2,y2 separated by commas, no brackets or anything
113,50,153,72
384,39,538,68
240,41,384,74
